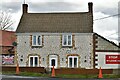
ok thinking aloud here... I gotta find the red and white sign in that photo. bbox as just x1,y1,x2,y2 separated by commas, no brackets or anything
106,55,120,64
2,54,14,65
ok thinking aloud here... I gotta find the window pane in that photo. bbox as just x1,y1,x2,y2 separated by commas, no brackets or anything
69,58,72,68
38,36,41,45
74,58,77,68
33,36,36,45
35,57,38,67
68,35,72,45
63,35,67,45
30,57,33,67
51,59,55,66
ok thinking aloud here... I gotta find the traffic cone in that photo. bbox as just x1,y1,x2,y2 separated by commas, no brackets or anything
51,65,55,77
16,63,20,75
98,67,103,78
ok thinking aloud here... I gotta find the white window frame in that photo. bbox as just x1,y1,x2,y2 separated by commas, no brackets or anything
68,56,78,68
29,56,39,67
62,35,72,46
32,35,42,46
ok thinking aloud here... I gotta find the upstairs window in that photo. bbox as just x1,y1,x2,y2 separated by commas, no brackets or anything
62,35,72,46
32,35,42,46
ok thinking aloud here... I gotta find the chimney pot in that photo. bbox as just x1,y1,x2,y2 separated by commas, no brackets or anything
23,4,28,14
88,2,93,13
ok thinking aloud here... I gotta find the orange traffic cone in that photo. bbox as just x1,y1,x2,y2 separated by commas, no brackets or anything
16,63,20,75
98,67,103,78
51,65,55,77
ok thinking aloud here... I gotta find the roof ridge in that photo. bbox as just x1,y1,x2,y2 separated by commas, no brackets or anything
26,12,89,14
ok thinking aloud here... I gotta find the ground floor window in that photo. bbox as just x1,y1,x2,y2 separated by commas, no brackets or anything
68,56,78,68
29,56,39,67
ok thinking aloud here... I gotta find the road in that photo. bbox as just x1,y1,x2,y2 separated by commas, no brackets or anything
1,75,120,80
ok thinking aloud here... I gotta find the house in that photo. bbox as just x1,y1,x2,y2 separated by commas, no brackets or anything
0,30,16,66
16,2,120,71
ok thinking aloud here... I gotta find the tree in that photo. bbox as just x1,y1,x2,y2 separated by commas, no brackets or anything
0,11,13,30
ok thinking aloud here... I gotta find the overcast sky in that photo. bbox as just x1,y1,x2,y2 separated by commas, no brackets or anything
0,0,120,44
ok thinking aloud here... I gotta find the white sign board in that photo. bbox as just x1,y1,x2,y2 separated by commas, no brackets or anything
95,52,120,69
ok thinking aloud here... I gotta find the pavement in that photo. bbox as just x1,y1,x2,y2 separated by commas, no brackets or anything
1,75,120,80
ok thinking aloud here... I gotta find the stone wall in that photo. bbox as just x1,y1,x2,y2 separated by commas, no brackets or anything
17,33,93,69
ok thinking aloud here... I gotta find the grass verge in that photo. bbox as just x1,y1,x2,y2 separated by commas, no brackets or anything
2,71,120,78
2,71,49,77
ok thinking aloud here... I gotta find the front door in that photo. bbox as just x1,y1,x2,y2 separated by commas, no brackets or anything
49,55,58,68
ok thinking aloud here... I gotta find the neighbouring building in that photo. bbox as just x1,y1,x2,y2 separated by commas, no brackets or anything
0,30,16,66
94,33,120,69
16,2,120,70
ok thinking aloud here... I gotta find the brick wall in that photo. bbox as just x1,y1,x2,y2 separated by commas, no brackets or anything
2,66,113,74
2,66,45,73
55,68,113,74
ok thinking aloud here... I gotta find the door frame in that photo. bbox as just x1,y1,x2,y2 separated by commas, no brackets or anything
49,55,58,68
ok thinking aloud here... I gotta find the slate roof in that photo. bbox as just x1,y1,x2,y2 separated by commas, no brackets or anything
16,12,93,33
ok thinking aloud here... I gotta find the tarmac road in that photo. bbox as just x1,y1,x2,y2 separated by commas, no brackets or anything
1,75,120,80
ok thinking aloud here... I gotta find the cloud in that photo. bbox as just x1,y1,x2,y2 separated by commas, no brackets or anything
11,11,22,31
94,12,118,31
95,7,118,16
0,1,22,13
118,1,120,42
93,12,118,44
1,0,119,44
27,0,65,2
65,0,119,15
27,2,80,12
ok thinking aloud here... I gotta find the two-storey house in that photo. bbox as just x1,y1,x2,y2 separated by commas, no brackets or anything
16,2,120,70
16,2,93,69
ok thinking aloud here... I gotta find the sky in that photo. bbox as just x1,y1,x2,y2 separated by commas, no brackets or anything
0,0,120,45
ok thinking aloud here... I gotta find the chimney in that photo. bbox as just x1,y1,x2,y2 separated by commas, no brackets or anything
23,4,28,14
88,2,93,13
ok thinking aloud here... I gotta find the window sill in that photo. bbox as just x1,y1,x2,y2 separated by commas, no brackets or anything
31,46,43,48
62,45,73,48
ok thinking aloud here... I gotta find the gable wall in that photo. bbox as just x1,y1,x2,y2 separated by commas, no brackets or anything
95,35,120,51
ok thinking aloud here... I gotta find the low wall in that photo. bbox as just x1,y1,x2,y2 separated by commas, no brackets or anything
113,69,120,75
2,66,113,74
2,66,45,73
55,68,113,74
